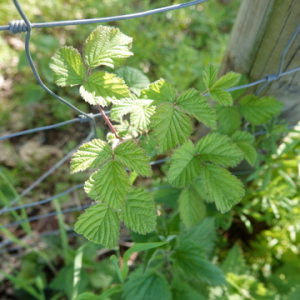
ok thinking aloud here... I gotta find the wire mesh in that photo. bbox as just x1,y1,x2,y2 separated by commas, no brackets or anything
0,0,300,254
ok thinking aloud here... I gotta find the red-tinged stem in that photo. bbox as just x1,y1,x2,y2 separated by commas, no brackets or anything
97,104,123,140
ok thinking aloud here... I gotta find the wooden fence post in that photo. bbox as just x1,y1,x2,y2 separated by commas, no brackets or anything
219,0,300,124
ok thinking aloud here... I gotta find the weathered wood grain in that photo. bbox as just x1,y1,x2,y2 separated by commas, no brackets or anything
219,0,300,124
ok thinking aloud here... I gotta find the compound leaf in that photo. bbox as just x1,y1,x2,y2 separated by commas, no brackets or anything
201,164,244,213
231,130,256,166
140,79,176,105
123,269,172,300
80,72,130,106
196,133,243,167
74,203,120,248
216,105,241,135
209,88,233,106
177,89,216,129
178,188,206,229
94,161,130,209
114,140,152,177
120,188,156,234
50,46,85,87
70,139,112,173
203,64,217,89
168,140,202,187
213,72,241,89
84,25,133,69
115,66,150,96
239,95,283,125
150,103,192,154
171,242,225,285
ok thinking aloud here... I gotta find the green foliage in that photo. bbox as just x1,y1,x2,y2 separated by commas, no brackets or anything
123,269,172,300
171,241,226,285
120,188,156,235
239,95,283,125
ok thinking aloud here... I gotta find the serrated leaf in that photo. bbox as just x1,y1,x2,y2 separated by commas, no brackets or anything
178,188,206,229
221,244,247,275
239,95,283,125
177,89,216,129
139,79,176,105
150,103,192,154
84,171,100,200
167,140,202,187
191,177,214,203
216,105,241,135
209,88,233,106
84,25,133,69
114,140,152,177
123,269,172,300
74,203,120,248
131,105,156,130
203,64,217,89
230,73,248,100
213,72,241,89
171,242,225,285
79,72,130,106
231,131,256,166
180,217,216,256
50,47,86,87
115,67,150,96
201,164,244,213
120,188,156,234
196,133,243,167
94,161,130,209
70,139,112,173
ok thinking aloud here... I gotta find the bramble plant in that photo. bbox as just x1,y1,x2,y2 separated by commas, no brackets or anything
49,25,283,250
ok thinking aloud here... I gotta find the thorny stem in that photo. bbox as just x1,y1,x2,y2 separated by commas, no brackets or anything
97,104,123,140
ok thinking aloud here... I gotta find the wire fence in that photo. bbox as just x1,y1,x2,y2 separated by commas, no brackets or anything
0,0,300,255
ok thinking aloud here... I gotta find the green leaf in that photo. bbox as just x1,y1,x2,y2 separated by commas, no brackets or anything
150,103,193,154
178,188,206,229
120,188,156,234
213,72,241,89
209,88,233,106
84,25,133,69
94,161,130,209
79,72,130,106
70,139,112,173
201,164,245,213
203,64,217,89
115,67,150,96
84,172,100,200
131,105,156,130
216,105,241,135
123,269,172,300
121,242,167,280
114,140,152,176
74,203,120,248
239,95,283,125
171,242,225,285
221,244,247,275
167,140,202,187
191,177,214,203
177,89,216,129
287,286,300,300
196,133,243,167
231,131,256,166
50,46,86,87
180,217,216,256
230,73,248,100
140,79,176,105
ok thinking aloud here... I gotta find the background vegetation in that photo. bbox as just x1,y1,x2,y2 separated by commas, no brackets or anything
0,0,299,299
